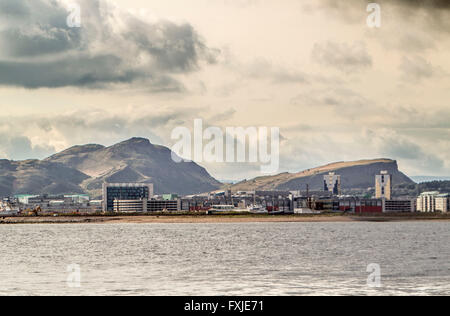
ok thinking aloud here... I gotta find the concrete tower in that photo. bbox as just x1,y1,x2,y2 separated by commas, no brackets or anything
324,172,341,195
375,171,392,200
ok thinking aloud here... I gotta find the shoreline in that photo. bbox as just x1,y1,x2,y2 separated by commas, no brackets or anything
1,213,450,225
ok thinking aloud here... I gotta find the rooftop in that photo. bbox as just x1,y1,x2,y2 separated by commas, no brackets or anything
420,191,441,196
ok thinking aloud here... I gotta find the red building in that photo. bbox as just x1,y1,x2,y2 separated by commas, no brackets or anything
339,199,383,213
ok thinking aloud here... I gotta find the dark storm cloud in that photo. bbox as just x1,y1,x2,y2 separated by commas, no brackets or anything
389,0,450,9
0,55,183,91
319,0,450,25
318,0,450,54
0,0,218,91
0,0,82,57
126,19,215,73
0,27,81,57
0,1,30,17
387,0,450,32
321,0,450,10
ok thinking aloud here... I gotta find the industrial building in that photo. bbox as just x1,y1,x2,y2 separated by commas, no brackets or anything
12,187,159,214
184,189,328,213
382,199,415,213
15,194,40,204
15,194,89,205
338,198,383,213
11,194,102,214
308,197,415,213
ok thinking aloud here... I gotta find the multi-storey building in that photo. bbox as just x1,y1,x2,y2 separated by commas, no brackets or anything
375,170,392,200
417,191,440,212
102,183,154,212
383,199,415,213
323,172,341,195
435,194,449,213
112,199,180,213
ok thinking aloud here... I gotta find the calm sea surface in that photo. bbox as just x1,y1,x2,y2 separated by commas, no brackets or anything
0,222,449,296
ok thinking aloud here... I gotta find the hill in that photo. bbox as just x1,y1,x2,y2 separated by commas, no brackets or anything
411,176,450,183
231,159,414,192
418,181,450,193
0,159,89,197
0,138,222,198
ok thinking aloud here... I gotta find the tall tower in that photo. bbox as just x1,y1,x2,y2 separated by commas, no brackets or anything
324,172,341,195
375,171,392,200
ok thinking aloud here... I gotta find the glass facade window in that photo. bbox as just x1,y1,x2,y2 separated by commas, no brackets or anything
106,186,150,211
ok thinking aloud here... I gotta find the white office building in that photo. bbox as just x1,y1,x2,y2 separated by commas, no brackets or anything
417,191,442,213
435,194,449,213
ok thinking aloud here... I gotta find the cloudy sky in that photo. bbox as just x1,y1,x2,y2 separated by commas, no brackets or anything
0,0,449,180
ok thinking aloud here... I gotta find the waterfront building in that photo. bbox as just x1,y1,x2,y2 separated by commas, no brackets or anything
112,200,146,212
64,194,90,204
15,194,39,204
147,199,180,212
383,199,415,213
417,191,440,212
375,170,392,200
14,194,96,210
113,199,180,213
102,183,154,212
435,194,449,213
336,198,382,213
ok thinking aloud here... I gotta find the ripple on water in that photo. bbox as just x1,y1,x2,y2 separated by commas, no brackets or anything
0,222,449,296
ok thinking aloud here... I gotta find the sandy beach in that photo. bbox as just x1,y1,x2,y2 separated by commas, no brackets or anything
1,213,450,225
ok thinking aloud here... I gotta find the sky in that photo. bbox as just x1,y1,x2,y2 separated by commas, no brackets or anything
0,0,449,180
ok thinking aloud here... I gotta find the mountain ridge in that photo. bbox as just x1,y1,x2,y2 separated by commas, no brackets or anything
231,158,414,192
0,138,222,198
0,139,415,198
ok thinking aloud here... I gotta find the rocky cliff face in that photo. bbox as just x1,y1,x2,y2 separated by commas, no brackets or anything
0,138,222,198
